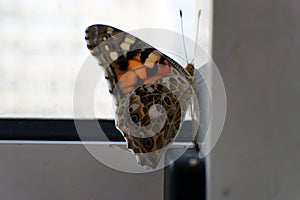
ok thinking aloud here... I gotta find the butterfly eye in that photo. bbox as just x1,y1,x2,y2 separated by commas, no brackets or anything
143,138,154,149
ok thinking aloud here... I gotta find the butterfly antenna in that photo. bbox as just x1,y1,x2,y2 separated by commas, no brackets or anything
191,10,202,64
180,10,189,64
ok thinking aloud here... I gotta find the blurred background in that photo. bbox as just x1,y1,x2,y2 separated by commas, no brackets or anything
211,0,300,199
0,0,299,199
0,0,210,118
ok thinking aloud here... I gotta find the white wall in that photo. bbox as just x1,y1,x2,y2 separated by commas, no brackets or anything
210,0,300,199
0,143,163,200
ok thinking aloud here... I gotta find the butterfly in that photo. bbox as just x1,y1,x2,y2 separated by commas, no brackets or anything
85,24,200,169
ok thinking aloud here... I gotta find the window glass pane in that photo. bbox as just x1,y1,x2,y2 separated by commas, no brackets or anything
0,0,211,119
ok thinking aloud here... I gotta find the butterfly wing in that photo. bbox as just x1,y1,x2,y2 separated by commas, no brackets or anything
85,24,195,168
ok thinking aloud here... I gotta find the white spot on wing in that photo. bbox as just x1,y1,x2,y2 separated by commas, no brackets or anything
124,36,135,44
107,27,113,34
120,42,130,51
110,52,118,60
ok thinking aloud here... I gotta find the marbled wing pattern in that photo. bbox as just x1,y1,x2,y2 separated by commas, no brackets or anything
85,24,195,168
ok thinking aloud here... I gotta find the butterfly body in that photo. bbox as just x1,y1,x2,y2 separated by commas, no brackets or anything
85,24,196,168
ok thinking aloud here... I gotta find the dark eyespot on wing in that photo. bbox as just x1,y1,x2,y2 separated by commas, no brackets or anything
143,138,154,149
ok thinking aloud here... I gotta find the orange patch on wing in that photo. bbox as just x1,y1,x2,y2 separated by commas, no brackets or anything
115,56,143,82
118,70,137,93
158,63,171,74
128,58,142,70
118,57,147,94
116,54,172,94
134,67,147,80
121,86,135,94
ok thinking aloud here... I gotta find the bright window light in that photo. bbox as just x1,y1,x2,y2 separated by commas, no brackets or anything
0,0,212,118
